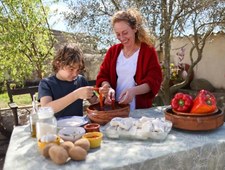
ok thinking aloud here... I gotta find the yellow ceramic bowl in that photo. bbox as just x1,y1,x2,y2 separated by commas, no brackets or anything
37,136,60,151
82,132,103,149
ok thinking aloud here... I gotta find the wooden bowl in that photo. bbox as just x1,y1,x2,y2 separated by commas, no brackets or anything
86,102,130,125
165,108,224,131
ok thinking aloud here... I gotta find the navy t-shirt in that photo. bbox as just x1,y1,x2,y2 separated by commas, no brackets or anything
38,75,88,119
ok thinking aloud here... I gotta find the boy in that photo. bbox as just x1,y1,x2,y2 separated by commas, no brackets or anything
38,45,108,119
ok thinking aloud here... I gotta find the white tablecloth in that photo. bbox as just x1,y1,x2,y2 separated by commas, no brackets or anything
3,106,225,170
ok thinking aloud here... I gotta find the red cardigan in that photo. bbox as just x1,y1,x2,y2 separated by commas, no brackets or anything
96,43,162,108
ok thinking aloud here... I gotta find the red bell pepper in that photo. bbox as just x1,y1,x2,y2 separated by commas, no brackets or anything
93,88,104,110
171,93,193,112
190,90,217,113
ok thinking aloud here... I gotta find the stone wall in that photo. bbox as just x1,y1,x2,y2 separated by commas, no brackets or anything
83,54,104,81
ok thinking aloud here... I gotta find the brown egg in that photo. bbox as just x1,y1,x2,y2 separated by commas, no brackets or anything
42,143,57,158
69,146,87,161
74,138,90,151
49,145,69,165
60,141,74,152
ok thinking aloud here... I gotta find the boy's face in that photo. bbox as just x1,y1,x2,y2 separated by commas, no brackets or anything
57,63,81,81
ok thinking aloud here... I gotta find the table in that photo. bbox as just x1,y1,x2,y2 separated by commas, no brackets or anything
3,106,225,170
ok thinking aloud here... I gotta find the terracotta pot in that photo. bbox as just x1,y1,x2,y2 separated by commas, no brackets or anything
165,108,224,131
84,123,100,132
86,102,130,125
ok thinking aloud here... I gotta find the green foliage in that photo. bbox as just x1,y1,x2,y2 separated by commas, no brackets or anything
0,0,56,85
161,63,179,81
0,92,9,108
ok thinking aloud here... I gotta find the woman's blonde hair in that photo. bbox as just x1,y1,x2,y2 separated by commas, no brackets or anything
111,8,155,47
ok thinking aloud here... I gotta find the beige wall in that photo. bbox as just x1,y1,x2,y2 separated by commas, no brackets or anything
170,33,225,89
83,54,103,81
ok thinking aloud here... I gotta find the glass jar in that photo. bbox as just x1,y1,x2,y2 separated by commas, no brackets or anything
30,94,39,138
36,107,57,141
29,108,38,138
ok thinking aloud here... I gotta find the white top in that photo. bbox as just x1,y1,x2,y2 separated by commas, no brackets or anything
116,49,140,111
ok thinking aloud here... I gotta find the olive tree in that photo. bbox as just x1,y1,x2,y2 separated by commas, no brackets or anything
157,0,225,104
169,0,225,95
0,0,56,86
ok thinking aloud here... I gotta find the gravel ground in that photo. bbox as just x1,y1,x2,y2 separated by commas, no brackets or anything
0,133,9,170
0,108,32,170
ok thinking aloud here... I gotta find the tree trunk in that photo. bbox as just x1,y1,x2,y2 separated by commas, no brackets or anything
159,0,173,105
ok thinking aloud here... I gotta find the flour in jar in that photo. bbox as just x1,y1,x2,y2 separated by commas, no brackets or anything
36,107,57,141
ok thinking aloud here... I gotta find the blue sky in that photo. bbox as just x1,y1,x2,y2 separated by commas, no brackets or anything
45,0,70,32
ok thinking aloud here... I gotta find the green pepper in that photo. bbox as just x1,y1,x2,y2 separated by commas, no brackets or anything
171,93,193,112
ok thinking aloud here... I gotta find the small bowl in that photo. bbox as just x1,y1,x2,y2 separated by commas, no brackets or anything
38,136,60,151
84,123,100,132
82,132,103,149
58,127,85,142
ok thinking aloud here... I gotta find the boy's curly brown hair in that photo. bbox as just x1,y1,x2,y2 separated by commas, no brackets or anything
52,45,85,73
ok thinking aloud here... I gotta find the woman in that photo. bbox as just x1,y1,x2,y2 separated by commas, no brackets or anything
38,45,109,119
96,9,162,111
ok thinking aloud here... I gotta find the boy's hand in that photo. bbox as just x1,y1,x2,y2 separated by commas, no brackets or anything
76,86,94,99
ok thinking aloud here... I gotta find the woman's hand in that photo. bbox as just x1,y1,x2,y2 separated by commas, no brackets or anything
99,84,110,97
105,88,115,105
119,88,135,104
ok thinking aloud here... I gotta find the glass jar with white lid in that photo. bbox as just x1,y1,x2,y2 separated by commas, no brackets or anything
36,107,57,141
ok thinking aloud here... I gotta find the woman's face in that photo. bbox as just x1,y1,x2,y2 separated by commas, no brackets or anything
113,21,136,48
57,63,80,81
